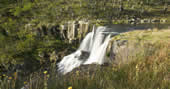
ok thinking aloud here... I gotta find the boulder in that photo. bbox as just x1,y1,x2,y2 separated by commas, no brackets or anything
108,40,129,64
74,50,90,61
78,50,90,60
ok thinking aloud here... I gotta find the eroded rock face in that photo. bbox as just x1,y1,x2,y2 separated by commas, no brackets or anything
25,21,92,44
108,40,129,64
62,21,91,43
107,29,170,65
107,39,141,64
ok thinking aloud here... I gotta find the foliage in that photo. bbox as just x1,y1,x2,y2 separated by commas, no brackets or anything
1,29,170,89
0,0,170,89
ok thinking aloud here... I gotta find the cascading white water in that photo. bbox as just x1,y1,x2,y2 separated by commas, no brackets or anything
57,26,119,74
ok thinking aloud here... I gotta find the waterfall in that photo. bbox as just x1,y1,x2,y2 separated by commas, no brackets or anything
57,26,119,74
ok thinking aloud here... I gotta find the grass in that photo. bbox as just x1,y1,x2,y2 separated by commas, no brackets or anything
1,29,170,89
1,0,170,88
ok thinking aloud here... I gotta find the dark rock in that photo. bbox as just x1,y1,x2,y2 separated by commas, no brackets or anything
49,26,57,35
74,50,90,61
42,25,48,35
0,27,8,36
36,27,42,37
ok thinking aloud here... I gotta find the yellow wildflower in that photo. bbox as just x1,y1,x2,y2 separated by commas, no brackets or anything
14,72,18,80
14,72,17,76
8,77,12,80
24,81,27,84
43,71,48,74
136,65,138,69
68,86,72,89
136,64,139,71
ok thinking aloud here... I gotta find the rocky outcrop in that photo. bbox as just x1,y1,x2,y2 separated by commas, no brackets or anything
107,40,135,64
25,23,61,38
25,19,168,44
107,29,170,65
61,21,92,43
24,20,92,44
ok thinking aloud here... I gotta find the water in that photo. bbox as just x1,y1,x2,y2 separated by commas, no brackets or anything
57,23,170,74
57,26,119,74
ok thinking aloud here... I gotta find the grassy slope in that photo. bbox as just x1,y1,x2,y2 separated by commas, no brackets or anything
0,0,170,88
61,29,170,89
60,29,170,89
1,29,169,89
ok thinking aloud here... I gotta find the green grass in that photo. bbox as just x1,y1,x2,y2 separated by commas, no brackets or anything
1,29,170,89
0,0,170,89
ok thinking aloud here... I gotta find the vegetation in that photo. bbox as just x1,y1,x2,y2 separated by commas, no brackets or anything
1,29,170,89
0,0,170,89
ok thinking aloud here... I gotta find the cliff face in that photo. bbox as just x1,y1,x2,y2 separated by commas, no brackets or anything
61,21,92,43
67,28,170,73
25,21,92,44
24,22,170,66
107,29,170,65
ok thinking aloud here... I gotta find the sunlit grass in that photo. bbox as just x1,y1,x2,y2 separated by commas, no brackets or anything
1,29,170,89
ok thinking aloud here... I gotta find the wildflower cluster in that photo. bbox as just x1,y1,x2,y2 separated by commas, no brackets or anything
68,86,72,89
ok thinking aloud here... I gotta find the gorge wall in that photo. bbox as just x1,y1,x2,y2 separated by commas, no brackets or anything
60,21,92,43
25,21,92,44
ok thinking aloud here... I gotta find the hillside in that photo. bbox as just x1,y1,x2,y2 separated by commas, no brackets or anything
0,0,170,89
